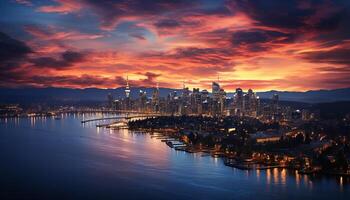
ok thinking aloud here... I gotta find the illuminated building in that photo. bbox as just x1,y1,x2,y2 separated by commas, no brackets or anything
125,76,130,98
138,90,147,112
251,130,281,143
152,82,160,112
233,88,243,116
124,76,131,110
180,82,190,115
212,82,220,101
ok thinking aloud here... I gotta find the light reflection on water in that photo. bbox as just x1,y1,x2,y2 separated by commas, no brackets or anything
0,114,349,200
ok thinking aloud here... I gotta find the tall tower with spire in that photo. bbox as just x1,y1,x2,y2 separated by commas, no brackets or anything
124,75,131,111
125,75,130,98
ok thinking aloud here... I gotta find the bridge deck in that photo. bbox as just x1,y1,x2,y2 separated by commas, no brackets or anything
81,114,160,123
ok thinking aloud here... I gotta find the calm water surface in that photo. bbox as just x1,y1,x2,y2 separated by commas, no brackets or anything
0,113,349,199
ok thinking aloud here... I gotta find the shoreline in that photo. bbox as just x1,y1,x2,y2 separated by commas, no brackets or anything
129,127,350,177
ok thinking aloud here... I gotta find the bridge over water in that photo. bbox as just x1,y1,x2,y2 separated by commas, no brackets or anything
80,113,162,123
65,109,157,114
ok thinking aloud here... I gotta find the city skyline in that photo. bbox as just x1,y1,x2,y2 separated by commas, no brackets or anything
1,0,350,91
1,1,350,199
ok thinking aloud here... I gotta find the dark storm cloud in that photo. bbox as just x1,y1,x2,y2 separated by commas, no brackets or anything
230,0,312,29
84,0,191,15
0,32,32,66
231,29,295,52
30,74,114,87
137,72,160,86
301,48,350,65
167,47,234,66
229,0,350,66
82,0,197,29
229,0,350,45
0,32,33,86
232,30,294,45
115,72,161,87
61,51,85,63
1,72,118,88
318,66,350,73
154,19,180,28
31,51,87,70
229,0,348,30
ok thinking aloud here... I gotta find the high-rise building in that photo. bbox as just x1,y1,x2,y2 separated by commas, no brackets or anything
107,93,113,108
180,82,190,115
219,88,226,115
233,88,243,116
272,93,279,113
191,88,201,114
125,76,130,98
138,90,147,112
151,82,160,112
270,93,280,121
242,88,258,117
166,91,179,115
124,76,131,110
212,82,220,101
201,89,210,115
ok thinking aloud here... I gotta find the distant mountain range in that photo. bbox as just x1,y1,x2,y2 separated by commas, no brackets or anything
1,87,350,105
255,88,350,103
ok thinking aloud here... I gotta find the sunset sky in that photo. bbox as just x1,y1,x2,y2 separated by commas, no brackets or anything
1,0,350,91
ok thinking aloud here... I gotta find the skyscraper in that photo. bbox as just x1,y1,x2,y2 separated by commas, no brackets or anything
152,82,160,112
125,76,130,98
212,82,220,101
139,90,147,112
180,82,190,115
234,88,243,116
107,93,113,108
124,76,131,110
272,93,279,112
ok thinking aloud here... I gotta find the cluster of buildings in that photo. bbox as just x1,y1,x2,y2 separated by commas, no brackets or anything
107,77,278,117
107,78,319,123
107,78,262,117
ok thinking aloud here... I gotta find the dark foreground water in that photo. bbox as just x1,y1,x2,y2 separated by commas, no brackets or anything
0,113,349,200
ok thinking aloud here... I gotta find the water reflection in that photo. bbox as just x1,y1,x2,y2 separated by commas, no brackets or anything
281,169,287,185
273,168,279,184
1,113,349,200
30,116,36,127
340,176,344,192
267,168,271,185
295,170,300,187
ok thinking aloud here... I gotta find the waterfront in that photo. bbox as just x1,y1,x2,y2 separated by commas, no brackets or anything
0,113,349,199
